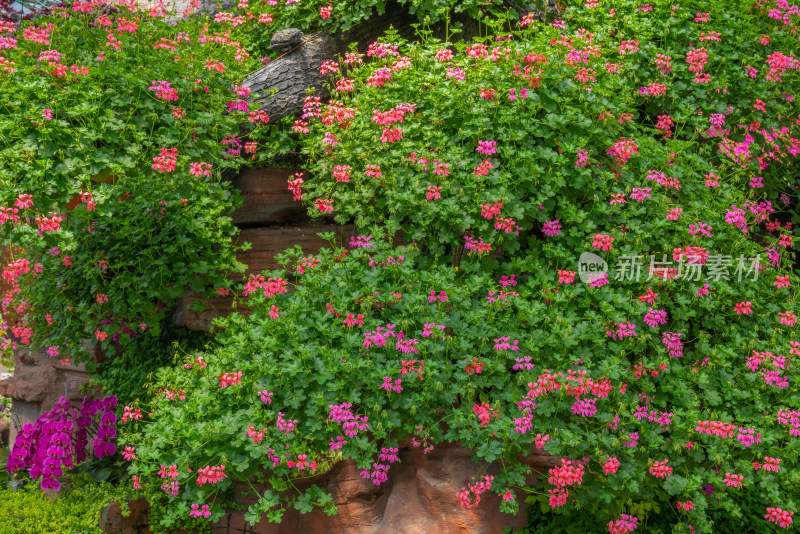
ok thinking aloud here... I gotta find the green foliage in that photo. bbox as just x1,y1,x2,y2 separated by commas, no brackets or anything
123,0,800,531
0,6,274,363
2,0,800,532
0,478,133,534
88,320,211,407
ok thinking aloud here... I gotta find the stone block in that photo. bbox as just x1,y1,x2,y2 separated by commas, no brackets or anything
230,168,306,226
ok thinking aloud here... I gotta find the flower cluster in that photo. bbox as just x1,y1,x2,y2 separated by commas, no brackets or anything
7,396,117,491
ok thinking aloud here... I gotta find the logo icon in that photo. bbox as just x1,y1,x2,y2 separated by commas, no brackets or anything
578,252,608,284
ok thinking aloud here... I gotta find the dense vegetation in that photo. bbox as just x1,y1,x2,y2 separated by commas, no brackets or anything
3,0,800,532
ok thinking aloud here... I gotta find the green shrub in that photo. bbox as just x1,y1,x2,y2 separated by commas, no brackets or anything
0,479,131,534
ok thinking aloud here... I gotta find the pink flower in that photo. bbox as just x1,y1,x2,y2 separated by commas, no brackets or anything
610,193,627,206
677,500,694,511
765,507,794,528
426,186,442,200
575,148,590,168
344,313,365,327
602,456,620,475
608,514,638,534
190,504,212,519
122,406,143,423
542,219,561,237
473,402,498,426
571,398,597,417
558,270,576,284
189,162,211,177
159,464,179,479
152,148,178,173
662,332,683,358
476,140,497,155
148,80,178,101
480,201,503,219
218,371,242,387
629,187,652,202
316,198,334,213
666,207,683,221
643,308,667,328
380,127,403,143
775,275,791,288
697,284,710,297
435,48,453,61
779,311,797,326
196,465,227,486
724,472,744,488
123,446,136,461
319,3,332,18
381,377,403,393
428,290,448,303
14,194,33,209
589,272,610,288
548,459,585,488
649,459,672,478
548,488,568,508
591,234,614,251
734,302,752,315
688,222,713,237
332,165,351,182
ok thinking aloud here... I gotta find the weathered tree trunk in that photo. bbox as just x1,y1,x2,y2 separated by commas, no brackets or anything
243,32,337,123
241,0,549,122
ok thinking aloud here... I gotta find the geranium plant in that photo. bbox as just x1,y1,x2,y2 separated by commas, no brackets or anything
124,0,800,531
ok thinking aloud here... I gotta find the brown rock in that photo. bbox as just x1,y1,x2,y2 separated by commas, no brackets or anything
228,442,553,533
230,168,306,226
2,346,97,446
235,224,356,280
0,418,8,447
182,290,252,332
102,442,555,534
0,348,53,403
99,497,152,534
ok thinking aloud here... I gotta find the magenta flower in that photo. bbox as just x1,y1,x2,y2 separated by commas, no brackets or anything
571,398,597,417
542,219,561,237
476,140,497,155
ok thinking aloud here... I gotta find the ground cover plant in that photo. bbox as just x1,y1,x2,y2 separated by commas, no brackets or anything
4,0,800,532
0,477,133,534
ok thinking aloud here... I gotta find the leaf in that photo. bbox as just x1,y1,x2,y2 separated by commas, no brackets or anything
476,440,503,463
269,477,288,493
267,509,285,523
663,475,688,496
258,489,280,512
244,506,261,526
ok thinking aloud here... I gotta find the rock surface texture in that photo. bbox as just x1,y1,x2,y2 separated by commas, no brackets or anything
0,346,95,443
101,442,556,534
